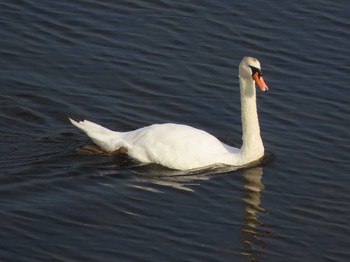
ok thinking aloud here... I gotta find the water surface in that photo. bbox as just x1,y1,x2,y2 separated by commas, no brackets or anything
1,1,350,261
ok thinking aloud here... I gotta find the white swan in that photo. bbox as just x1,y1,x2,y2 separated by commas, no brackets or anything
69,57,268,170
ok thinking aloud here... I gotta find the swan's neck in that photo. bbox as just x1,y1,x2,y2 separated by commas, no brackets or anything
239,77,264,162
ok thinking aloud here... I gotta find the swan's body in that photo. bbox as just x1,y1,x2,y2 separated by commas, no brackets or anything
69,57,268,170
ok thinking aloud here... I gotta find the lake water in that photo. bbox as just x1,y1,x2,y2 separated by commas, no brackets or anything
1,1,349,261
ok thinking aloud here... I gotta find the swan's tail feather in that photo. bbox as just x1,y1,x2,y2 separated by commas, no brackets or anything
69,118,115,135
69,117,122,151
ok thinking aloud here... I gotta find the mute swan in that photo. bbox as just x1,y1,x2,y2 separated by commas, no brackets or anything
69,57,268,170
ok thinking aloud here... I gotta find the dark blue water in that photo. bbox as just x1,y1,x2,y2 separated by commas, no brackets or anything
1,1,350,261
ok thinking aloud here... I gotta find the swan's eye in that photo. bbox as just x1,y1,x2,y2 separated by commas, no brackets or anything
249,66,262,77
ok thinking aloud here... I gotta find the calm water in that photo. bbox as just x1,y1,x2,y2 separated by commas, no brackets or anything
1,1,350,261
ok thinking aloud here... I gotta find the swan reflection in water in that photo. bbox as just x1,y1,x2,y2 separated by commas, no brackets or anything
128,164,241,193
127,164,271,260
98,157,271,260
240,167,271,262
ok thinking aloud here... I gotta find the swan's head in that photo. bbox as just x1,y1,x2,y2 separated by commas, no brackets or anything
239,57,268,92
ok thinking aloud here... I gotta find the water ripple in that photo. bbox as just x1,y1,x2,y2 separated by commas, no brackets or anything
1,1,350,261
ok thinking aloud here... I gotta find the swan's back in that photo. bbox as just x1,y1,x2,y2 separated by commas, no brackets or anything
121,123,239,170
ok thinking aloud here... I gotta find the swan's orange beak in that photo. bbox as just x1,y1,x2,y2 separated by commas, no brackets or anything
253,72,268,92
